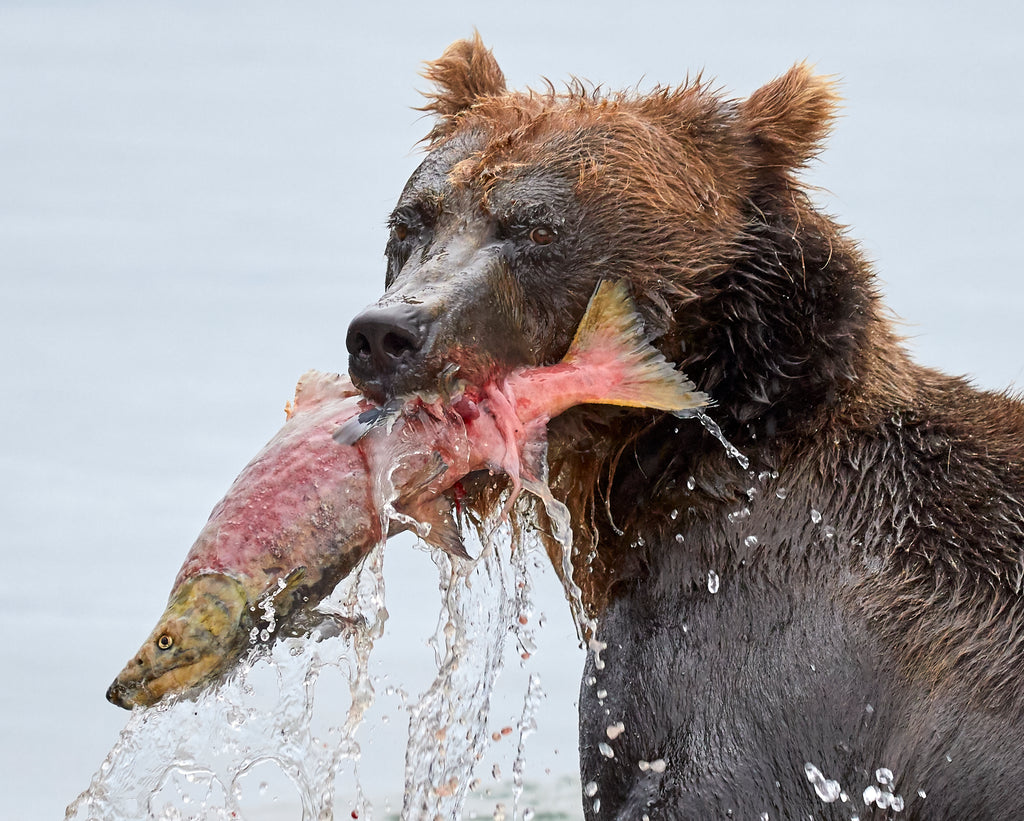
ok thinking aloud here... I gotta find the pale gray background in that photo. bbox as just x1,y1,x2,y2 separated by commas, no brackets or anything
2,1,1022,818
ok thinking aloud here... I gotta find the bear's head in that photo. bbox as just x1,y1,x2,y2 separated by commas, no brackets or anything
347,35,889,609
347,34,865,439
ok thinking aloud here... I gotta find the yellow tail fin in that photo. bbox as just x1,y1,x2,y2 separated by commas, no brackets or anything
563,280,709,413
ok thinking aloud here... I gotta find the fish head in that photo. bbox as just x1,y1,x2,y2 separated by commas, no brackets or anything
106,573,249,710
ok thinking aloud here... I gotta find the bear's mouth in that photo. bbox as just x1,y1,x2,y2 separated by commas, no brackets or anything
347,291,527,405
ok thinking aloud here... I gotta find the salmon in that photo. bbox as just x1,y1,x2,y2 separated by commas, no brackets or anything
106,281,707,709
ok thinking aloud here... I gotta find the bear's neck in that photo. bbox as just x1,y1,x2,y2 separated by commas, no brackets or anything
676,193,913,441
547,193,920,616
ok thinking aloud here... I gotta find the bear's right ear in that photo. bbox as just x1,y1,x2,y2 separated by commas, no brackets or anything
419,33,507,144
739,63,840,175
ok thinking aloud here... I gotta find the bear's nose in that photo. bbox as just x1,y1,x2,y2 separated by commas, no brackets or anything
346,303,431,389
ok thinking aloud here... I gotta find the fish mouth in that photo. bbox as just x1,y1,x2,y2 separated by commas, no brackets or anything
106,573,249,710
106,652,228,709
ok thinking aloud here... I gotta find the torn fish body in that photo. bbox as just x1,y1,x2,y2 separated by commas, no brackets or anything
107,281,707,709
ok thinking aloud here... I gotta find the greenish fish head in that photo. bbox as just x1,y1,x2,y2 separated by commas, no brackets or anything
106,573,249,710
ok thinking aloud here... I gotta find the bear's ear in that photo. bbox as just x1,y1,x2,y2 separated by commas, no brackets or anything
420,33,507,143
739,63,840,174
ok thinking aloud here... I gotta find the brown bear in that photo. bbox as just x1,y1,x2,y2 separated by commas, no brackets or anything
346,35,1024,819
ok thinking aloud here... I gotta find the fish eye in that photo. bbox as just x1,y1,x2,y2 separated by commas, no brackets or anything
157,634,173,650
529,225,555,245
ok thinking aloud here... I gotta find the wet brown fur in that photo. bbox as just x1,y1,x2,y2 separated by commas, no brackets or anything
373,36,1024,817
416,37,1024,699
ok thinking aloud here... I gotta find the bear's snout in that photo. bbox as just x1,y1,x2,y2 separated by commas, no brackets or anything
346,302,433,400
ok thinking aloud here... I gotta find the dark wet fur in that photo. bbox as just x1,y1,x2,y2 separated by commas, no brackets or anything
353,34,1024,819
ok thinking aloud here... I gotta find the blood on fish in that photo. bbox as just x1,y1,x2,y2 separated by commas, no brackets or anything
106,280,708,710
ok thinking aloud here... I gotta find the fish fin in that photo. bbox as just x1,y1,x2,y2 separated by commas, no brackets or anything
279,610,361,640
253,566,308,626
396,450,449,497
293,370,359,411
563,280,709,413
262,566,307,602
401,495,472,560
333,406,386,445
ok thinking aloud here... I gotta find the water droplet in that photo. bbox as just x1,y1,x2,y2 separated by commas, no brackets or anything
707,570,720,594
727,507,751,523
823,525,836,539
890,794,904,812
804,762,841,803
606,722,625,740
744,535,759,548
648,758,667,773
598,742,615,758
593,798,601,813
875,767,894,787
918,789,927,799
674,533,684,543
585,781,598,797
686,476,696,491
810,508,822,524
596,689,607,699
863,785,881,805
670,509,678,520
776,486,788,500
760,814,769,821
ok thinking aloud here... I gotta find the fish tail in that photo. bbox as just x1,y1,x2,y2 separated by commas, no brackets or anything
563,280,709,413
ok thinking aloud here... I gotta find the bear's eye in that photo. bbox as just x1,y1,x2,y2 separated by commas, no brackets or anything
529,225,556,245
392,223,409,242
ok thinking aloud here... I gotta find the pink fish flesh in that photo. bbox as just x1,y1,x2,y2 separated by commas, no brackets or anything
106,281,707,709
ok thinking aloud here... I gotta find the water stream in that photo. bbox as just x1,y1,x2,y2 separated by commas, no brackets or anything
65,502,581,821
63,395,747,821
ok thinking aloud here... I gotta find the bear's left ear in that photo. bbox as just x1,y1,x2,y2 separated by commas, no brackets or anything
739,63,840,174
420,33,507,144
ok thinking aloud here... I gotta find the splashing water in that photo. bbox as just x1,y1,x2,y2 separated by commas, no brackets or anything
402,521,529,818
65,542,389,821
694,409,749,470
66,475,588,821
